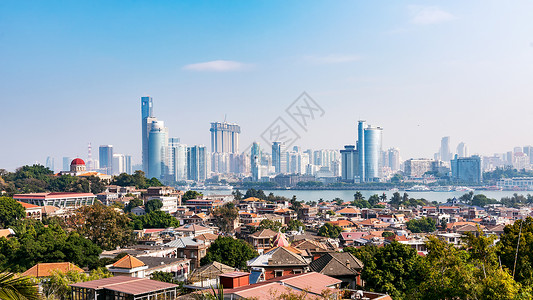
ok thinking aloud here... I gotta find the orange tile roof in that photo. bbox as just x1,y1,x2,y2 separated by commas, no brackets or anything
0,229,14,238
22,262,83,277
242,197,264,202
336,207,360,214
17,201,40,209
328,220,354,227
113,255,146,269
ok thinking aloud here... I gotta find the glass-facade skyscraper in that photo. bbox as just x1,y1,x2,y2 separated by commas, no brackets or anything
210,122,240,154
251,142,261,181
356,120,383,182
99,145,113,175
187,145,207,182
141,96,154,174
272,141,286,174
147,120,168,179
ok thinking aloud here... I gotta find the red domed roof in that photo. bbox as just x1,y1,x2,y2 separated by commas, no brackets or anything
71,158,85,165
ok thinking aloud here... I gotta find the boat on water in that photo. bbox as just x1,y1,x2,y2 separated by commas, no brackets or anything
454,186,475,192
194,184,234,190
432,186,452,192
406,185,431,192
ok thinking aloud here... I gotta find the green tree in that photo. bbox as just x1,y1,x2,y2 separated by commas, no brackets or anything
351,198,371,209
406,217,436,233
256,219,283,233
353,191,364,201
232,189,243,201
333,198,344,206
0,269,39,300
212,203,238,234
145,199,163,213
382,231,394,238
498,216,533,284
200,237,258,269
151,271,177,283
368,194,380,207
389,192,402,207
0,197,25,228
349,242,422,299
243,188,267,200
183,190,203,202
124,198,143,213
317,223,342,238
67,203,133,250
286,219,304,232
135,211,180,229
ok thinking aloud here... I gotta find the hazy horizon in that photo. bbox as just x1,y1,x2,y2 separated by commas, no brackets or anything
2,1,533,171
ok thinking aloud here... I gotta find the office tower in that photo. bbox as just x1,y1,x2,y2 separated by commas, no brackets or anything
440,137,452,162
169,138,188,181
272,141,287,174
45,156,55,172
62,157,72,171
99,145,113,175
451,155,482,183
457,142,468,158
124,155,132,174
524,146,533,164
404,159,434,178
387,148,400,171
141,96,154,173
251,142,261,181
147,120,168,179
112,154,125,175
187,145,207,182
210,122,240,154
340,145,358,182
357,121,383,182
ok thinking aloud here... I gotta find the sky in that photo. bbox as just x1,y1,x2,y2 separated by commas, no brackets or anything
1,1,533,171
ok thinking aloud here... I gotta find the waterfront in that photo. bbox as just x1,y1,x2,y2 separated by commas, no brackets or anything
201,189,533,204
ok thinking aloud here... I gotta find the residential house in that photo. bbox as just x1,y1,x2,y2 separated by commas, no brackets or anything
246,247,309,280
70,277,179,300
309,252,364,288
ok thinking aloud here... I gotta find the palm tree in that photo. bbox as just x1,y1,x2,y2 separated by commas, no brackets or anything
0,270,39,300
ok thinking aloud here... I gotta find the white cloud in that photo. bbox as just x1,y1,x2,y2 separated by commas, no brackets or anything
304,54,361,64
409,5,454,25
183,60,251,72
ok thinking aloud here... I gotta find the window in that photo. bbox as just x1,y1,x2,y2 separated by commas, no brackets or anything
293,269,302,274
275,270,283,277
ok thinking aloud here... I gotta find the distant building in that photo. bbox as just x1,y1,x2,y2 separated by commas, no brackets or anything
440,136,452,162
148,120,168,179
451,155,482,183
210,122,240,154
45,156,55,173
187,145,208,182
99,145,113,175
457,142,468,158
272,141,287,174
251,142,261,181
169,138,187,182
404,159,434,178
357,121,383,182
141,96,154,174
340,145,358,182
59,158,112,180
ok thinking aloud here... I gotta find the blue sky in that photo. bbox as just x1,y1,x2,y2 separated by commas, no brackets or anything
1,1,533,171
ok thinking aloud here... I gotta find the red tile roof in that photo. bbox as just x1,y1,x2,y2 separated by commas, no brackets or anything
22,262,83,277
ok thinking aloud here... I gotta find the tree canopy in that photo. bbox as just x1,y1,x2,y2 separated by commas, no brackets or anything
200,237,257,269
406,217,436,233
0,197,25,228
317,223,343,238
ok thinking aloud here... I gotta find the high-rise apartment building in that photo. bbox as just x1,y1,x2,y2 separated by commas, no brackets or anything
404,158,433,178
141,96,154,173
169,138,188,182
251,142,261,181
272,141,287,174
187,145,208,182
357,121,383,182
99,145,113,175
340,145,358,182
210,122,240,154
387,148,400,171
45,156,55,172
451,155,482,183
457,142,468,158
440,136,452,162
147,120,168,179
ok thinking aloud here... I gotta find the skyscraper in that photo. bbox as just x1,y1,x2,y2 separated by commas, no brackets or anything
440,136,452,162
99,145,113,175
210,122,240,154
148,120,168,179
169,138,188,181
187,145,207,182
272,141,287,174
340,145,358,182
62,157,72,171
451,155,482,183
457,142,469,158
357,120,383,182
45,156,55,172
251,142,261,181
387,148,400,171
141,96,154,173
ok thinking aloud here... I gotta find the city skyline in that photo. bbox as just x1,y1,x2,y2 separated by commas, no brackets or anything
2,1,533,171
